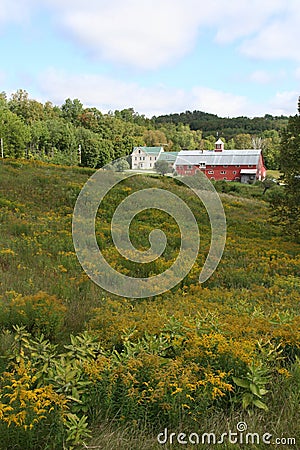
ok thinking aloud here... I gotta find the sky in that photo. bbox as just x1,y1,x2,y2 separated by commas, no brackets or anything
1,0,300,118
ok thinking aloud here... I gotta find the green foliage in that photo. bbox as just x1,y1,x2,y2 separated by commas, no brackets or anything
0,89,288,168
61,98,84,126
262,175,277,194
154,159,170,175
64,413,91,448
270,98,300,241
233,361,269,413
0,292,67,340
114,157,130,172
153,110,288,140
0,108,31,157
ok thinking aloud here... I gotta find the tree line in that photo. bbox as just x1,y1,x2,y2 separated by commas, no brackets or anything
0,89,289,169
153,110,289,138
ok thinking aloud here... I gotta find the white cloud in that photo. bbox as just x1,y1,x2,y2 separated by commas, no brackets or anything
43,0,203,70
248,69,287,85
1,0,300,73
2,0,299,69
268,91,299,116
39,0,299,69
190,87,250,117
0,0,35,26
38,68,187,116
295,67,300,79
213,0,284,44
249,70,272,84
37,68,266,117
240,2,300,61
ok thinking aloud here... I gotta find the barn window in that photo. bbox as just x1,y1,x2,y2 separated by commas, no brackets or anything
223,165,228,168
233,171,236,174
221,170,226,174
208,170,214,174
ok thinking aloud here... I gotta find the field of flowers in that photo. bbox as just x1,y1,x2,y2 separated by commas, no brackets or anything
0,159,299,449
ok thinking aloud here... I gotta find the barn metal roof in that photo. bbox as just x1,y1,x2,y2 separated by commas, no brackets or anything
174,149,262,167
157,152,178,162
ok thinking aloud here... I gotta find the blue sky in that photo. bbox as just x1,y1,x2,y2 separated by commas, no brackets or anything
1,0,300,117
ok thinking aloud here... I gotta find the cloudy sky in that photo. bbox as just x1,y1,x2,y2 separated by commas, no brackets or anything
1,0,300,117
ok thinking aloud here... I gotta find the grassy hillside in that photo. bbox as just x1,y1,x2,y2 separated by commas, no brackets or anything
0,159,299,449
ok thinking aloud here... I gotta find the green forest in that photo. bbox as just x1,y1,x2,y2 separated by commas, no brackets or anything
0,89,288,170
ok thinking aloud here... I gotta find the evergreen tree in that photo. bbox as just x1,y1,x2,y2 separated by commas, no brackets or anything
271,98,300,241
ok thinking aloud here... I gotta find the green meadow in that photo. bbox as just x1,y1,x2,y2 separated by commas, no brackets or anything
0,159,299,449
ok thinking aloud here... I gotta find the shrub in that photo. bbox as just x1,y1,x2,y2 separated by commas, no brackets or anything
0,291,67,340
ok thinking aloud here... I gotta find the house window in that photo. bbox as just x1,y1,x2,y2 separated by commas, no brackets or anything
155,157,157,160
150,157,152,160
143,157,145,160
140,163,143,168
150,163,152,167
138,149,141,153
208,170,214,174
135,157,137,160
221,170,226,174
140,157,142,160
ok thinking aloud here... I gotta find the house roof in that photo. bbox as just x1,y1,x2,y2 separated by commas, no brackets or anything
174,149,262,167
157,152,178,162
133,146,163,155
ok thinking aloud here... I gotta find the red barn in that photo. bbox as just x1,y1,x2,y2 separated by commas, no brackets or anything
174,139,266,183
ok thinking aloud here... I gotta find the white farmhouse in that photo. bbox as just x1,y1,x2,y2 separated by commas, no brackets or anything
131,146,164,170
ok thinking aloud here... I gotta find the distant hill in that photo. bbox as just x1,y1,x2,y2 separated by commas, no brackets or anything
152,110,289,140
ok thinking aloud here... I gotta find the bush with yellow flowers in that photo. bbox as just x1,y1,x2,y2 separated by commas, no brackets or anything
0,291,67,340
